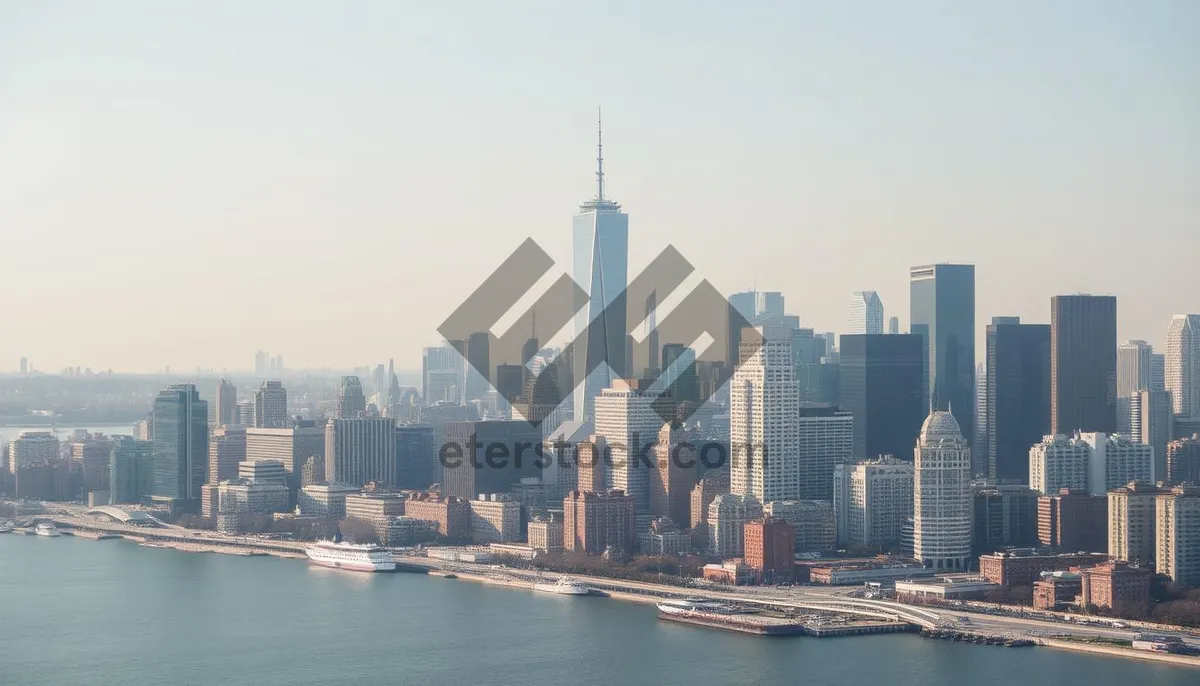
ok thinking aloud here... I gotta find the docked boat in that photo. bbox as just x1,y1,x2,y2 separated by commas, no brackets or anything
0,521,14,534
533,577,591,595
34,522,61,537
305,540,396,572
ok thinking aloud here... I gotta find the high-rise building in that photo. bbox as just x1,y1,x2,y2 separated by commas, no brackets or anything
215,379,237,426
888,317,900,335
1131,389,1174,479
72,435,112,495
1117,340,1153,399
1108,481,1167,567
1151,353,1166,393
422,344,465,405
730,326,800,503
848,291,885,335
464,331,492,402
972,482,1038,554
439,420,542,500
1078,432,1154,496
563,489,636,555
208,425,247,484
324,418,396,488
647,422,698,526
150,384,209,507
1165,314,1200,418
1051,295,1117,435
796,408,854,501
913,411,972,571
838,334,924,460
1028,434,1091,495
592,381,664,510
572,115,629,423
254,350,268,375
1037,488,1107,552
6,431,59,474
659,343,699,405
833,456,913,549
19,357,28,375
394,425,436,490
986,317,1051,482
109,435,153,504
253,381,288,428
909,264,976,450
336,376,367,419
1166,434,1200,484
1155,484,1200,587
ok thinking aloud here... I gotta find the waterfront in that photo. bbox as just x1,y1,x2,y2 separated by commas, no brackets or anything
0,423,135,444
1,536,1197,686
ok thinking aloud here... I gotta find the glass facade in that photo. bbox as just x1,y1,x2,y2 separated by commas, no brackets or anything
909,264,976,451
150,384,209,503
572,205,629,422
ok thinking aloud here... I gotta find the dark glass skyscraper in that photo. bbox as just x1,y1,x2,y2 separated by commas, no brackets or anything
910,264,976,449
986,317,1050,482
838,334,925,460
150,384,209,506
1051,295,1117,435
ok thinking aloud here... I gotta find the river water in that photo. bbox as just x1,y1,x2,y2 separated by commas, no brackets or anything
0,535,1195,686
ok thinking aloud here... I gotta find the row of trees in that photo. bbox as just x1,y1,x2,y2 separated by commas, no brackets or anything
491,551,709,588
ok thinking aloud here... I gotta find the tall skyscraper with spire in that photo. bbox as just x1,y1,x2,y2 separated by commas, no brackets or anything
573,111,629,422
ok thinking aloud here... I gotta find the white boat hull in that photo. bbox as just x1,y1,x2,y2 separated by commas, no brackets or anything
305,548,396,573
534,582,591,595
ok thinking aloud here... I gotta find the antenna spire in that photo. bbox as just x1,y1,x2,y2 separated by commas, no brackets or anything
596,108,604,201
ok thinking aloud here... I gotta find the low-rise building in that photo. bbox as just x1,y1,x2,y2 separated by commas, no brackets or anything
344,491,407,545
1032,571,1082,610
297,483,359,518
894,577,1000,600
638,517,691,556
469,494,523,544
978,549,1105,587
701,560,752,585
527,517,564,553
404,492,471,539
802,560,934,585
1079,561,1152,614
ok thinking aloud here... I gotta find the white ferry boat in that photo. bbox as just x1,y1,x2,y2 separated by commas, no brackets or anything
305,540,395,572
34,522,61,537
533,577,591,595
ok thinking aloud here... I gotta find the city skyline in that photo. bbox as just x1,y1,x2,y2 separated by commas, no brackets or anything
2,4,1198,373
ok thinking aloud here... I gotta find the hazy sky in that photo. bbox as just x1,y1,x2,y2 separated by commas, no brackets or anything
2,2,1197,374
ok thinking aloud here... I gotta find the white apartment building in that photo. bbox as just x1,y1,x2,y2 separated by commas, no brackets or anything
1028,434,1091,495
833,457,914,548
913,411,972,571
1108,481,1165,567
1079,432,1154,496
730,326,800,503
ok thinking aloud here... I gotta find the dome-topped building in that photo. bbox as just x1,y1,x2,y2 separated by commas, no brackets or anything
913,410,973,571
919,410,963,443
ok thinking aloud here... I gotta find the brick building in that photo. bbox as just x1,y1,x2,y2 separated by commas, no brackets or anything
563,489,636,555
1032,572,1083,610
743,517,795,584
1080,561,1152,614
1037,488,1106,552
403,493,470,539
527,517,564,553
978,549,1105,586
